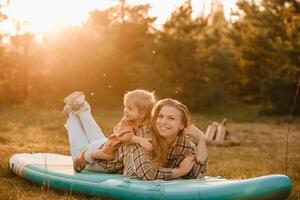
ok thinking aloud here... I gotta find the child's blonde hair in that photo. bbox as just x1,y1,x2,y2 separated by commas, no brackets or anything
124,89,156,120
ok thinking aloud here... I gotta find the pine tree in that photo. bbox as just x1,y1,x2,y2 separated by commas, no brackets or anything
150,1,207,108
232,0,300,114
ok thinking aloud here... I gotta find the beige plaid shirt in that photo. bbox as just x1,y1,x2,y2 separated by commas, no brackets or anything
92,125,207,180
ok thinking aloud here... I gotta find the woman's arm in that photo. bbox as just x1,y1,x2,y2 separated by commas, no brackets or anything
127,144,193,180
195,133,208,163
183,125,208,178
173,155,195,178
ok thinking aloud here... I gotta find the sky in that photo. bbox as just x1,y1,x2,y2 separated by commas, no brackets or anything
0,0,238,34
129,0,238,25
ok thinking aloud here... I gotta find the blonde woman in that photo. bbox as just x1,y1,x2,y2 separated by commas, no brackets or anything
88,98,207,180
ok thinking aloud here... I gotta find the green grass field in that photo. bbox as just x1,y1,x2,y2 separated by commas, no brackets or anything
0,104,299,200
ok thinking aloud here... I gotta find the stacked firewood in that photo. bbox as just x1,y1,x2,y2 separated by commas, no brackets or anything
205,119,240,146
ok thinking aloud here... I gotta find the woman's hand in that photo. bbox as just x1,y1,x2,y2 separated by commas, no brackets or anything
183,124,206,141
183,124,207,164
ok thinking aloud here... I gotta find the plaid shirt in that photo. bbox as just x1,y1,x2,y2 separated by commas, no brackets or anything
123,134,207,180
88,122,151,173
91,125,207,180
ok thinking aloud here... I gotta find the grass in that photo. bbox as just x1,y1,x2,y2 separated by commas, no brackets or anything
0,103,299,200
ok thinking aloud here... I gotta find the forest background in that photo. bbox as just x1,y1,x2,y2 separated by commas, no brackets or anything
0,0,299,115
1,0,300,199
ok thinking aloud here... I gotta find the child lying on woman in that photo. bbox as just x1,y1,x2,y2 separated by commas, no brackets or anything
63,89,155,172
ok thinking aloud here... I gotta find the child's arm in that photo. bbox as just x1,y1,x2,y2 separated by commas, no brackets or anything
116,131,153,151
114,118,133,140
114,119,153,151
91,135,121,161
114,119,135,143
91,149,115,161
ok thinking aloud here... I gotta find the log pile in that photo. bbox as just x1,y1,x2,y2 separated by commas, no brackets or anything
205,119,240,146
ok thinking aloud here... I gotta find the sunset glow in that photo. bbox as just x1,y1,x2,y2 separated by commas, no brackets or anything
0,0,237,34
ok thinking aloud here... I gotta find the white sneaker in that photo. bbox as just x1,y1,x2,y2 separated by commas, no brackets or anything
72,92,85,110
63,104,72,115
73,101,90,116
63,91,85,116
63,91,81,104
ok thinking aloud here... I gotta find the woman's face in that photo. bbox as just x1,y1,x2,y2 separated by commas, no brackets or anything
155,105,185,142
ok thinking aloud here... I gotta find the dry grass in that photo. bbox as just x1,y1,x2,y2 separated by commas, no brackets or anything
0,104,299,199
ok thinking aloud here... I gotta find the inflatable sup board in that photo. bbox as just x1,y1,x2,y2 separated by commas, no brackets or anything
9,153,292,200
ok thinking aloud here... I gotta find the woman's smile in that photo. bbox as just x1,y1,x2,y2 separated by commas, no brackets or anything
158,125,169,131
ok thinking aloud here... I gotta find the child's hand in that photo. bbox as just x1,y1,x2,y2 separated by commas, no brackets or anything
102,136,121,154
114,118,134,143
139,138,153,151
116,130,134,143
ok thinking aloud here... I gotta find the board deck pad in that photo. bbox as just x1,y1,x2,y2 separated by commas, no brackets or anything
9,153,292,200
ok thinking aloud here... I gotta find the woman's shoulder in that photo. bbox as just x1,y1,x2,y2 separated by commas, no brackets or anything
176,135,195,154
169,135,195,157
176,135,195,149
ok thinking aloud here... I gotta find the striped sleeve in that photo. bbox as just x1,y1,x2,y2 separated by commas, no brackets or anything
178,136,207,179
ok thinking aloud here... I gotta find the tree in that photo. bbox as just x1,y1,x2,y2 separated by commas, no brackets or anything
195,1,238,108
232,0,300,114
142,0,238,110
142,1,208,109
26,3,158,105
0,2,36,104
99,3,157,97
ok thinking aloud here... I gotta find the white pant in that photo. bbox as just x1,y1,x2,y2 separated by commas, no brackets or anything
66,108,107,163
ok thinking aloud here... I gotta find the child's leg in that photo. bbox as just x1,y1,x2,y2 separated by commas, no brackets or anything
84,138,108,163
77,107,106,143
66,114,89,161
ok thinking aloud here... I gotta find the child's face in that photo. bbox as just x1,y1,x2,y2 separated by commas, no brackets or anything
123,100,142,122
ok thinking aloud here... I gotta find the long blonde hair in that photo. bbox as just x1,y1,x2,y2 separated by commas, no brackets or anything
151,98,190,167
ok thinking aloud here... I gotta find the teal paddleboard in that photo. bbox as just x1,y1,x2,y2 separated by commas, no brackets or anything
9,153,292,200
